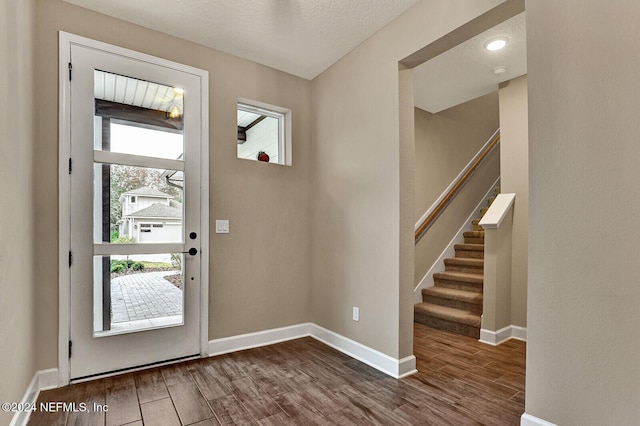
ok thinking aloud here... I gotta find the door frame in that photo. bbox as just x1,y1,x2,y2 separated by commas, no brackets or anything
58,32,209,386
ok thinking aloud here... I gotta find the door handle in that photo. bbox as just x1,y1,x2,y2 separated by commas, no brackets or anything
182,248,198,256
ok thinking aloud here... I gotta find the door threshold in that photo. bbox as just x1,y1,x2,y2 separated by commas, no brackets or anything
94,315,184,338
70,354,200,384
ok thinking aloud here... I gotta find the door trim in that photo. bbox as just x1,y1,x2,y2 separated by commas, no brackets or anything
58,32,209,386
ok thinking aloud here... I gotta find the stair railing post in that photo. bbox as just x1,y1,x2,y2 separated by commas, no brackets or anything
478,193,515,344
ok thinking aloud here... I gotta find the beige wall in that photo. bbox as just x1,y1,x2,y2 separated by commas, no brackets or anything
498,75,528,328
414,92,499,221
527,1,640,423
0,0,37,423
14,0,516,389
34,0,312,371
310,0,505,359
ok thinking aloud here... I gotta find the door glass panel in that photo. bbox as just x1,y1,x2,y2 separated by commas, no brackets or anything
93,163,184,244
95,120,184,160
93,70,184,160
91,69,187,337
93,253,184,336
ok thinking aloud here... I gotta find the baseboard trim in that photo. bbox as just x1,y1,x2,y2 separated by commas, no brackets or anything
521,413,557,426
10,368,59,426
480,325,527,345
208,323,313,356
208,323,417,379
38,368,59,391
511,325,527,341
13,323,416,425
309,324,417,379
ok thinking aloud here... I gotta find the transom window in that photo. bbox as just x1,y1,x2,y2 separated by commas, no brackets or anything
236,99,292,166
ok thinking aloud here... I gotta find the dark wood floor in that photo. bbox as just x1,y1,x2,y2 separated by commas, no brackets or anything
29,323,525,425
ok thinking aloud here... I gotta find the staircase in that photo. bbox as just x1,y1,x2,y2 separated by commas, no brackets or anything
414,188,499,338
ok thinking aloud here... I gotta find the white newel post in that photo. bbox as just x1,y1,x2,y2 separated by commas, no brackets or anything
479,193,515,344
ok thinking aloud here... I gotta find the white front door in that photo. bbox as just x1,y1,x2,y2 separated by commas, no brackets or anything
60,34,208,380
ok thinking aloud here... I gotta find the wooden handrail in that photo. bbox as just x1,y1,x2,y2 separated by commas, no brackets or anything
415,131,500,243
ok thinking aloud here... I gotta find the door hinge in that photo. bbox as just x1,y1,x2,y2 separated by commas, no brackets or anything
68,158,72,174
68,62,72,81
68,251,72,267
68,341,72,359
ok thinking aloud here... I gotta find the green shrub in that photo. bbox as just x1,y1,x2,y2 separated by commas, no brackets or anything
131,262,145,271
126,259,135,268
110,264,125,273
110,259,130,273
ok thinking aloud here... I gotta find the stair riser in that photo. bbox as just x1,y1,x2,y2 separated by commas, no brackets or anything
471,220,484,232
423,295,483,314
464,237,484,244
434,279,482,293
445,264,483,274
455,249,484,259
414,312,480,339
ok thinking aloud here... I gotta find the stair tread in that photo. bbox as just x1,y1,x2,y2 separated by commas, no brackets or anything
417,203,492,338
414,303,481,328
455,243,484,251
434,271,483,284
444,257,484,266
423,286,483,304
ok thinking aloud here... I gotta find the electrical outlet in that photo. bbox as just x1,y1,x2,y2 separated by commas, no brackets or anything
352,307,359,322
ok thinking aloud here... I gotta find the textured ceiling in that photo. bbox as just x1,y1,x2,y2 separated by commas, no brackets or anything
63,0,420,80
414,12,527,113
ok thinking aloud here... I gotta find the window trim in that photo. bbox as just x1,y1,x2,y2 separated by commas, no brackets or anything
237,98,292,166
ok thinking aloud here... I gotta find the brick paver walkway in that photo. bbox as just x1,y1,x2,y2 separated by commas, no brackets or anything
111,271,182,323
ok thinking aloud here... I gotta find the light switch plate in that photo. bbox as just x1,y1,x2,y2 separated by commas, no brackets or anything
215,220,229,234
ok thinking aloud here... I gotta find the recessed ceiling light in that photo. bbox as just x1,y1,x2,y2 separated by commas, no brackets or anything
485,37,509,51
493,66,507,76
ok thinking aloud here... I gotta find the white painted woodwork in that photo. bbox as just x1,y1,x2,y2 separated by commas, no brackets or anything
479,193,515,333
59,33,209,381
93,150,184,171
478,193,515,229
